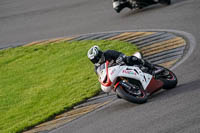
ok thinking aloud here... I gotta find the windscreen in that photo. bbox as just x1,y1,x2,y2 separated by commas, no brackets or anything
97,63,106,75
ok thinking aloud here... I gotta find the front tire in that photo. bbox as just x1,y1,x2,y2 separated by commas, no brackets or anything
116,83,148,104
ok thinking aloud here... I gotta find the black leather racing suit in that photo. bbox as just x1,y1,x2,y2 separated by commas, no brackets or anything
94,50,152,72
113,0,157,13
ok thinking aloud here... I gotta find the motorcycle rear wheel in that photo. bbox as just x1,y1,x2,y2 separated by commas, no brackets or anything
116,82,148,104
159,0,171,5
155,65,177,89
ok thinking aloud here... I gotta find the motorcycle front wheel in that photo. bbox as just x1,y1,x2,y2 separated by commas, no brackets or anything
116,81,148,104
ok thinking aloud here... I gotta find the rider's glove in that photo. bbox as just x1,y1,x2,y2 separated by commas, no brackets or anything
116,54,126,64
116,57,123,63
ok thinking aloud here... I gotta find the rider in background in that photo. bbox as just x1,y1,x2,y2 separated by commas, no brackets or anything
87,45,154,73
112,0,171,13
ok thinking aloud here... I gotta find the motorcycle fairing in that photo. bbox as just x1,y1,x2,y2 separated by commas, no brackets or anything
108,65,153,90
146,77,164,93
97,61,153,91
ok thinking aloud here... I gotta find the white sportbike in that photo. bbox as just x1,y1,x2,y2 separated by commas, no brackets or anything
97,52,177,104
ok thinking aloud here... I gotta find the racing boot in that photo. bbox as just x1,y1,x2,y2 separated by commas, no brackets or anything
142,60,155,74
144,61,166,76
125,56,155,74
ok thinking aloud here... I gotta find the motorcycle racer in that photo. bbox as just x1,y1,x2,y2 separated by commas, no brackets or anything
112,0,171,13
87,45,154,73
87,46,177,103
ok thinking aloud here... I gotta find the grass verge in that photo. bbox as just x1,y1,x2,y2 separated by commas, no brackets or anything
0,40,138,133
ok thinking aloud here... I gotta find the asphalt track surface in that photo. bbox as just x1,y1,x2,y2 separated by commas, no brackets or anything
0,0,200,133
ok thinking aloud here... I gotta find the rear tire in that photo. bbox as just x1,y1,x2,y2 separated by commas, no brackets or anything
116,83,148,104
160,0,171,5
162,70,177,89
155,65,178,90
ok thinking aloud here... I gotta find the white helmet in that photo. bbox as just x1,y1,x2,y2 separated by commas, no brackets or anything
87,45,103,64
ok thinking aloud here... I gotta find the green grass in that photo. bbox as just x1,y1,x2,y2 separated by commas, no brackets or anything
0,40,138,133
